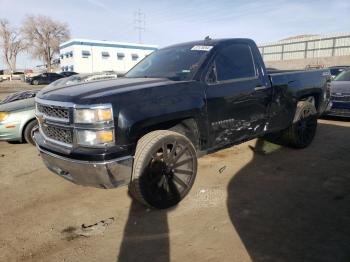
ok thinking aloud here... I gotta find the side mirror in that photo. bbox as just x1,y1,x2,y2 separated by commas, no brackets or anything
207,64,217,84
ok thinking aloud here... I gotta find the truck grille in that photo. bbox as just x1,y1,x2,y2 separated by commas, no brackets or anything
42,124,73,145
37,103,70,121
331,95,350,102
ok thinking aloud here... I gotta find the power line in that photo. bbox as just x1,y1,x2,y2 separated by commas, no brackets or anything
134,9,145,43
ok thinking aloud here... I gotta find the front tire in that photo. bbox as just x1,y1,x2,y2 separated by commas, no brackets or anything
24,120,38,146
129,130,197,209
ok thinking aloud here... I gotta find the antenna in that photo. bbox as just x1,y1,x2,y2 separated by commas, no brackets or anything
134,9,145,44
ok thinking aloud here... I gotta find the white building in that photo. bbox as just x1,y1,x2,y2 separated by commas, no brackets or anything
59,39,158,75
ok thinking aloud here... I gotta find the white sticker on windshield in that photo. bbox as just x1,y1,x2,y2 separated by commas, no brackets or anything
191,45,213,51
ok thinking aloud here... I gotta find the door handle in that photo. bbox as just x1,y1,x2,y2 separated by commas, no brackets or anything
254,85,267,91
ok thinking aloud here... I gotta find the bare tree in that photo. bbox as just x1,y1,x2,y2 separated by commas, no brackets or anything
22,15,70,72
0,19,25,76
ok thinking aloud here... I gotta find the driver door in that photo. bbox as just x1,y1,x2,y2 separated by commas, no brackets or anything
205,43,271,148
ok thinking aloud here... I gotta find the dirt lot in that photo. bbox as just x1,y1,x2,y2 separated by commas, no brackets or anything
0,116,349,262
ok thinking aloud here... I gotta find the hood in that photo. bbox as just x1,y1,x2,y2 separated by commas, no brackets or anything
37,77,185,104
330,81,350,95
0,97,35,112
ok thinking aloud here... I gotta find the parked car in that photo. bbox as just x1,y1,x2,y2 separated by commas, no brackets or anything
0,90,38,105
11,72,25,80
34,38,331,209
48,72,118,88
329,66,350,79
0,96,37,145
60,71,78,77
326,69,350,117
27,73,64,85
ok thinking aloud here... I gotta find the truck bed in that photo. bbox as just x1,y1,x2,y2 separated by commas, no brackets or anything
265,69,331,132
269,69,330,113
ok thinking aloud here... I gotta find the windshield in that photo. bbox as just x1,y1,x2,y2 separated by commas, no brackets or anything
334,70,350,81
125,44,212,81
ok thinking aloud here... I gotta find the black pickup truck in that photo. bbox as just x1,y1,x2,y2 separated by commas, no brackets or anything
34,38,331,209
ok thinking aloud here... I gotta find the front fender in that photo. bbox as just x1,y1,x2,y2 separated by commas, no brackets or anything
114,82,207,146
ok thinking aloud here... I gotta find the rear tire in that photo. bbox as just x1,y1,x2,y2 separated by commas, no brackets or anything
24,120,38,146
129,130,197,209
266,101,317,148
33,80,39,85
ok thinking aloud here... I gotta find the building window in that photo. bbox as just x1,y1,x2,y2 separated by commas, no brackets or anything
117,52,125,60
69,51,73,57
65,53,69,58
61,66,65,72
82,50,91,58
102,51,110,58
60,54,64,59
131,53,139,61
69,65,74,71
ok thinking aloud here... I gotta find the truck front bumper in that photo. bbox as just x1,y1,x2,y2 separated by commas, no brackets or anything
37,146,133,189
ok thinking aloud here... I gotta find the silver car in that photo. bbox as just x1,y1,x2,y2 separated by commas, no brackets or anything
0,97,37,145
328,70,350,117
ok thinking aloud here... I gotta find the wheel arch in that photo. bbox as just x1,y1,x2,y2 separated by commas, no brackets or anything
297,92,322,113
134,117,202,149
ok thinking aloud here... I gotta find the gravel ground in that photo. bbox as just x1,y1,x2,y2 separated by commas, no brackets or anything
0,118,349,262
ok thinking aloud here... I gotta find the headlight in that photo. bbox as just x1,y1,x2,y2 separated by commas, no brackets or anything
0,112,9,122
74,107,113,124
76,129,114,146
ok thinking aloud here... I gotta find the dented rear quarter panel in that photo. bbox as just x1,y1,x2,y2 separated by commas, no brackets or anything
268,69,330,132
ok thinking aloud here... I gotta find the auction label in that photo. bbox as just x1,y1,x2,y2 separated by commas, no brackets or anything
191,45,213,51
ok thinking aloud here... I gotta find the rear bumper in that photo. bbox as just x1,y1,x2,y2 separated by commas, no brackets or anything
37,144,133,189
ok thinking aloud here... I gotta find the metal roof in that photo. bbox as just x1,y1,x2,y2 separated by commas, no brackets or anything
259,32,350,47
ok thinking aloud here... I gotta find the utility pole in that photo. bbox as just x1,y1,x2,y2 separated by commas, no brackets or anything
134,9,145,43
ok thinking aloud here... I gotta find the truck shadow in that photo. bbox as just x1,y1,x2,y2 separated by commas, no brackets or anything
117,200,170,262
227,123,350,261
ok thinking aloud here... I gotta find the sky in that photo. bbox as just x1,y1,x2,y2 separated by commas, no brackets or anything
0,0,349,69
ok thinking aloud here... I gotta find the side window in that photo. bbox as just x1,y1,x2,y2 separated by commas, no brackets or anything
214,44,256,82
